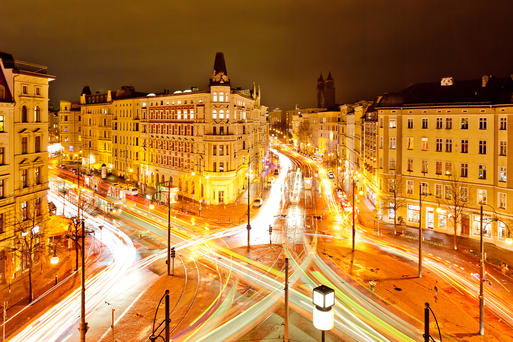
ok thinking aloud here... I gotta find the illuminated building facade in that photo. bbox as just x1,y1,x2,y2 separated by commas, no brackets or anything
371,76,513,246
0,52,54,282
58,100,81,159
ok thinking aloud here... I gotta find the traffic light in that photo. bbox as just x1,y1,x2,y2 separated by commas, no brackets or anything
170,247,176,258
269,225,272,234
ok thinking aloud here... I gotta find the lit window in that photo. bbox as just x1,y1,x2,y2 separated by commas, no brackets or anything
219,92,224,102
499,166,507,182
213,92,218,102
477,189,487,204
219,110,224,119
499,192,507,210
389,118,396,128
212,110,217,119
407,137,413,150
421,137,428,151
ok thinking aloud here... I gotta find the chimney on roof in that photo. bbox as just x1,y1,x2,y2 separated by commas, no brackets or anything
482,75,490,87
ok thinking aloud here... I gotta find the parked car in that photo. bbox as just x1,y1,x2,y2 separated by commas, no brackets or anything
328,172,335,179
252,198,263,208
125,187,138,195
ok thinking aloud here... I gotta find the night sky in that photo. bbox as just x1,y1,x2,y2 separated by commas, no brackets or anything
2,1,513,109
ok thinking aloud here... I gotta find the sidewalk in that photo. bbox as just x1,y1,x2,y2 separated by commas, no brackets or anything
357,196,513,277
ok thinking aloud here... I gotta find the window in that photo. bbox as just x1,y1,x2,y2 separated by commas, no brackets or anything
436,117,443,129
445,162,452,175
478,164,487,179
436,138,443,152
22,106,28,122
422,160,428,173
406,180,414,195
461,118,469,129
212,110,217,120
213,162,216,171
35,167,41,184
478,140,487,154
420,182,429,195
422,118,428,129
499,192,507,210
379,136,384,149
213,145,217,156
407,204,420,223
389,137,396,150
219,110,224,119
0,115,4,132
460,187,468,202
473,215,491,237
35,136,41,153
22,85,27,94
499,166,507,182
407,158,414,172
498,221,507,240
213,92,218,102
461,139,468,153
219,92,224,102
435,161,442,175
435,184,442,198
477,189,487,204
445,117,452,129
219,145,224,156
499,117,507,130
421,137,428,151
388,179,396,193
0,147,4,165
407,137,414,150
22,137,28,154
34,106,41,122
35,198,41,216
499,141,507,156
460,163,468,178
389,158,396,170
407,118,413,129
444,185,452,200
21,169,28,188
22,201,28,221
379,118,384,128
479,117,487,130
0,179,4,198
445,139,452,152
389,118,396,128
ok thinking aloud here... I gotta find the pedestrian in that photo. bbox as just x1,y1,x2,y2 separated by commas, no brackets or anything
434,281,439,303
369,280,376,293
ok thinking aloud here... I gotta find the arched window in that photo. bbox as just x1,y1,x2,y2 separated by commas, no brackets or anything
212,110,217,120
22,106,28,122
219,110,224,119
219,92,224,102
212,92,218,102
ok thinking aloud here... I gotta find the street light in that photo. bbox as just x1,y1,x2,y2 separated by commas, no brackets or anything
312,285,335,342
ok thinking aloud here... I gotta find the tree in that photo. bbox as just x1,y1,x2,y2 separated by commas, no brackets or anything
12,204,45,303
444,173,469,250
297,119,312,153
384,173,407,235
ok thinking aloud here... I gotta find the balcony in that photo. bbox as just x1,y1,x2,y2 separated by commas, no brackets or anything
203,134,237,142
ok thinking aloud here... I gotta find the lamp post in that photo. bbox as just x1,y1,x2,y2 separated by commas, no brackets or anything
312,285,335,342
352,176,359,252
418,171,430,278
247,154,251,251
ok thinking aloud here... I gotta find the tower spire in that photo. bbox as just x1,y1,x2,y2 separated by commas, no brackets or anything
210,52,230,85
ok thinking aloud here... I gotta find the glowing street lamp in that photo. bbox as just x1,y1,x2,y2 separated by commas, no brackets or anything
313,285,335,341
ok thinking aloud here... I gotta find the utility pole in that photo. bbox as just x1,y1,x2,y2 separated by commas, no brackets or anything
165,290,170,342
3,301,6,342
111,308,115,342
284,257,289,342
167,181,171,276
79,220,88,342
247,157,251,251
479,204,484,335
418,183,423,278
352,179,356,252
423,303,430,342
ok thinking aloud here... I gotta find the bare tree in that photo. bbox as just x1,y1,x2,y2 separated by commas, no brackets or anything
444,173,469,250
297,119,312,152
12,205,45,303
384,173,407,235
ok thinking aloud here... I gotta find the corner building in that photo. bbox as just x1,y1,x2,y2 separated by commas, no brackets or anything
139,53,268,204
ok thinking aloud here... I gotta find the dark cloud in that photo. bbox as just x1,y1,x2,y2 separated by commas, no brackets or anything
1,0,513,108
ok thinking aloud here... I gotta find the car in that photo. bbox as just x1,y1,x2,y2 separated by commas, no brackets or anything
328,172,335,179
274,168,279,176
71,168,78,174
252,198,263,208
125,187,138,195
58,164,67,170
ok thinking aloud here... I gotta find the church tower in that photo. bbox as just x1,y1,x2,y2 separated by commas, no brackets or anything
324,72,335,109
317,73,325,108
210,52,230,86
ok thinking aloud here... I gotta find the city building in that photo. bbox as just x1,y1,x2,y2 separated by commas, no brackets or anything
48,103,59,144
65,52,268,205
370,75,513,247
0,52,54,282
58,100,81,159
